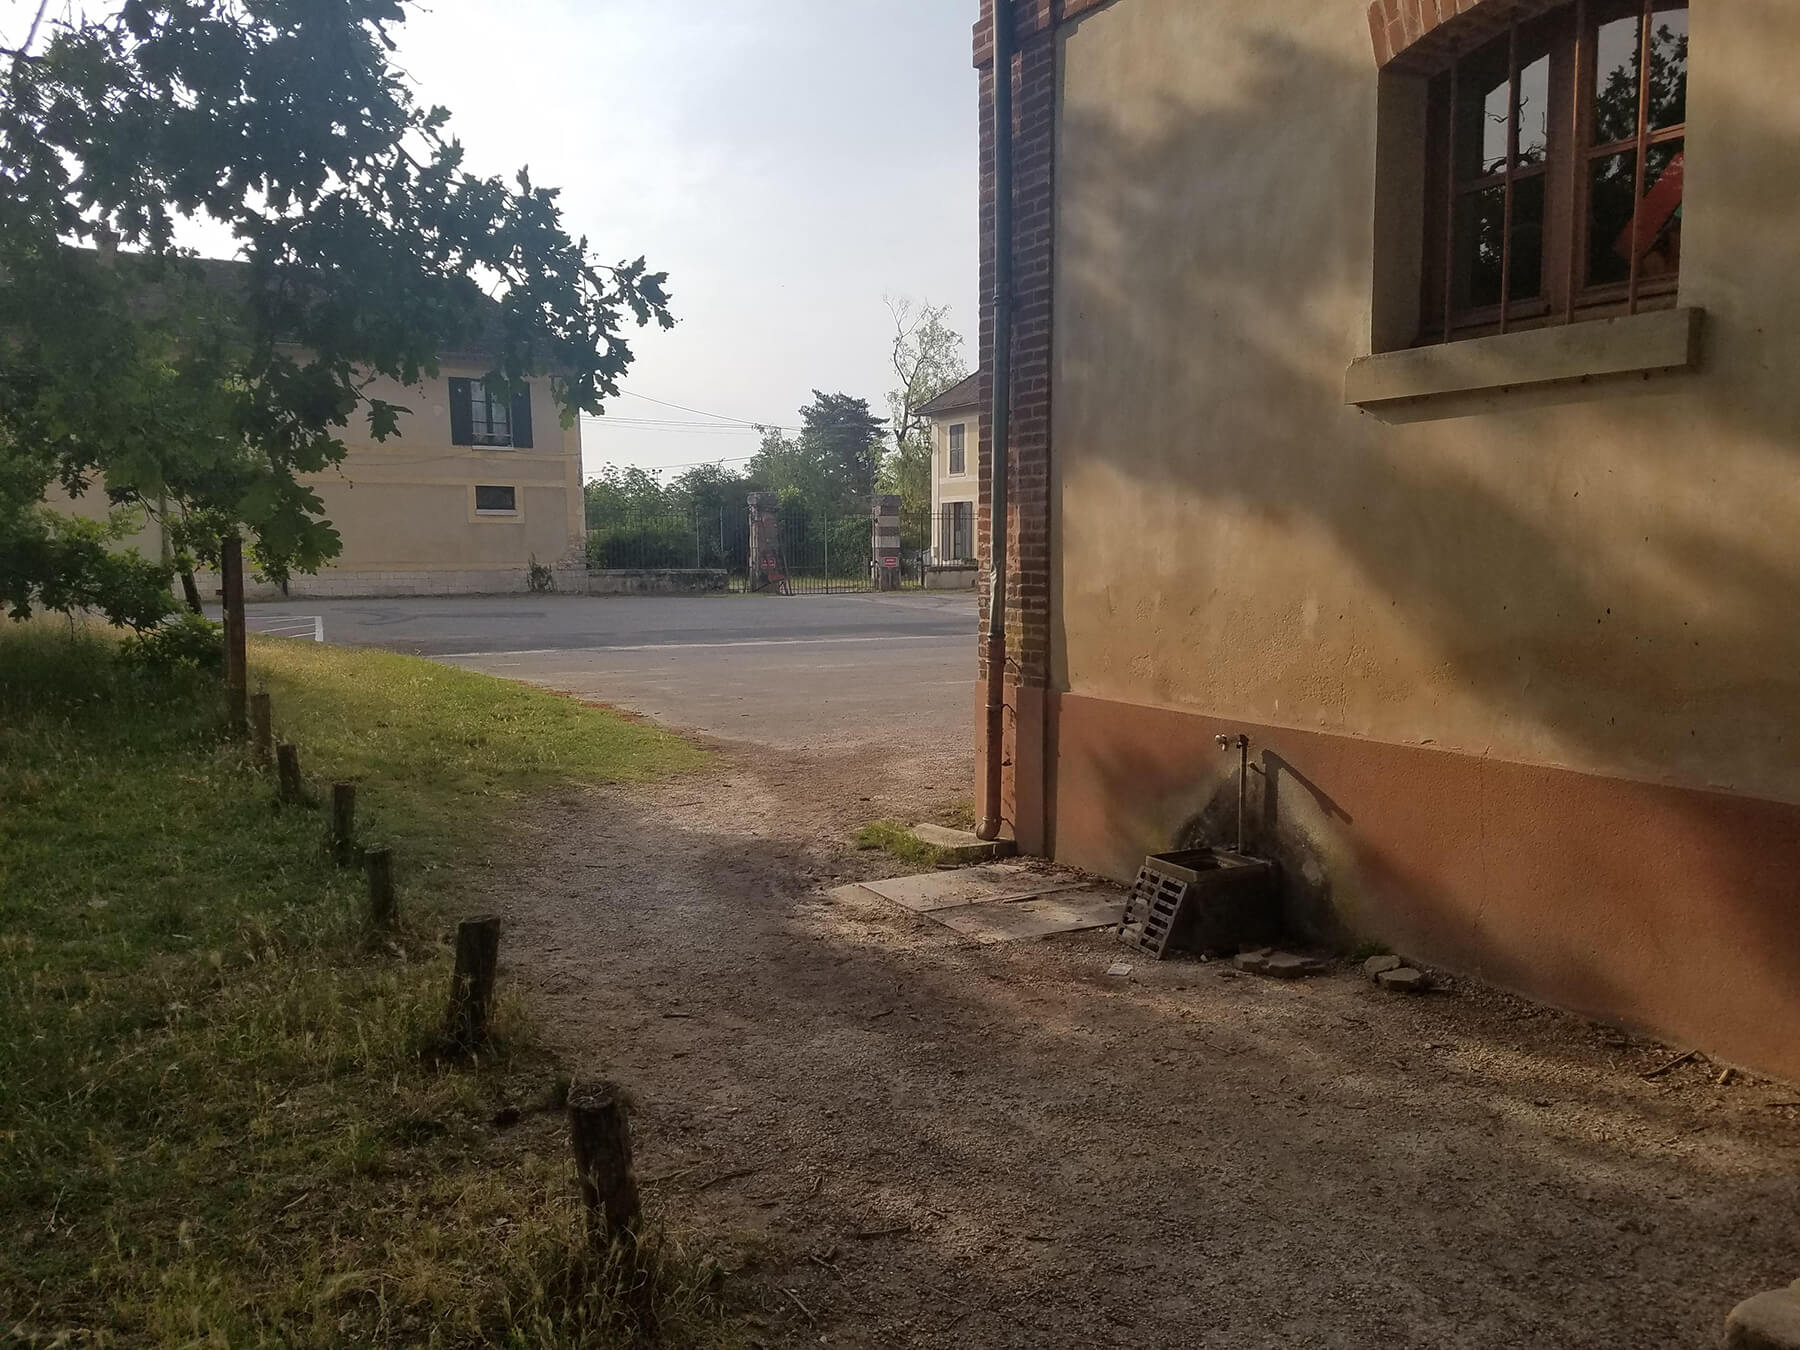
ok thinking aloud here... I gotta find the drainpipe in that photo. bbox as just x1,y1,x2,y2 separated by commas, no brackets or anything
976,0,1015,844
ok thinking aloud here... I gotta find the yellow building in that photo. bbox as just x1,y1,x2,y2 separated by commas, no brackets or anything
920,373,981,567
216,359,586,599
242,362,587,598
972,0,1800,1078
43,258,587,599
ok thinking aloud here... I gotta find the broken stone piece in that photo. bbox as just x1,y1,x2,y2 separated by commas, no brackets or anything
1376,966,1430,994
1725,1284,1800,1350
1263,952,1333,979
1363,954,1404,981
1233,949,1331,979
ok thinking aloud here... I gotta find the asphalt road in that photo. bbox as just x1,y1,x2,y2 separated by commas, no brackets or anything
247,591,978,750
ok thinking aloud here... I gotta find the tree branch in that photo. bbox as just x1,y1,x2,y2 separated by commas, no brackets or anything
21,0,52,54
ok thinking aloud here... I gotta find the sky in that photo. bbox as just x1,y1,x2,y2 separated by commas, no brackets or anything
389,0,983,480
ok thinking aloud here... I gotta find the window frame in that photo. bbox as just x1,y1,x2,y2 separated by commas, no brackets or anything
948,422,967,476
473,484,518,516
468,379,514,448
1418,0,1687,347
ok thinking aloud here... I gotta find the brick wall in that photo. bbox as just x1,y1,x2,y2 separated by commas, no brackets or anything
973,0,1061,693
1368,0,1558,72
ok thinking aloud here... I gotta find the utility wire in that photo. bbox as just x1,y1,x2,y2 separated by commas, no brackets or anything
615,389,783,428
582,453,755,479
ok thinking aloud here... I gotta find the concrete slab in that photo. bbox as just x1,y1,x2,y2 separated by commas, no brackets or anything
837,863,1127,945
852,862,1092,914
932,887,1125,945
909,822,1016,863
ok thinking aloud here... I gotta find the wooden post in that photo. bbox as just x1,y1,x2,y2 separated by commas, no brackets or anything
446,915,501,1055
365,847,396,928
329,782,357,865
568,1080,642,1248
221,534,248,735
276,743,302,804
250,692,273,767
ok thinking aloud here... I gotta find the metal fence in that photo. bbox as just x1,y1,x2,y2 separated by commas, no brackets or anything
924,503,977,567
585,509,750,587
586,502,945,595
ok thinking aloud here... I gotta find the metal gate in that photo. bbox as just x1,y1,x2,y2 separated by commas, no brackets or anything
767,507,933,594
771,509,872,593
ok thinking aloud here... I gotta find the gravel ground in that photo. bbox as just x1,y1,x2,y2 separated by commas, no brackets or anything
486,732,1800,1349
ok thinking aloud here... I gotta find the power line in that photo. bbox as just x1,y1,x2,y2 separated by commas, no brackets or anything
616,389,783,428
582,419,783,435
582,453,755,479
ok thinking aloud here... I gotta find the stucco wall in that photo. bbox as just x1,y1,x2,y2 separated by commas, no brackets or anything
1051,0,1800,807
929,408,979,561
36,363,583,595
40,482,166,561
307,365,584,574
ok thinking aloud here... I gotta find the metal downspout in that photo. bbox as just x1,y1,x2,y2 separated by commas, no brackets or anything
976,0,1015,844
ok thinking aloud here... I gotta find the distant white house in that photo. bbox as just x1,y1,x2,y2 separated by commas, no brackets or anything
917,373,980,569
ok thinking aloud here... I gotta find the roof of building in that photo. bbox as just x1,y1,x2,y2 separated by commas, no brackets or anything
916,372,982,418
54,247,509,363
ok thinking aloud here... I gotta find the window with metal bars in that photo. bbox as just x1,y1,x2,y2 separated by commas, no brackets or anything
1420,0,1687,346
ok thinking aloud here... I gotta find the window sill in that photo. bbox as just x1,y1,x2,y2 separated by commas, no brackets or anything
1344,307,1703,410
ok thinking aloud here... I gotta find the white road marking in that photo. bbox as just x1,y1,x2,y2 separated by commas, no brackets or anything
434,633,967,659
250,616,325,642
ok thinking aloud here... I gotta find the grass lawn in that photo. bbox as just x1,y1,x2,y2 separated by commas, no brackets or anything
0,625,729,1347
852,820,950,868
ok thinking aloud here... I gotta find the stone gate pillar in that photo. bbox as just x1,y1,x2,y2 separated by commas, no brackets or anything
872,494,902,591
748,492,783,592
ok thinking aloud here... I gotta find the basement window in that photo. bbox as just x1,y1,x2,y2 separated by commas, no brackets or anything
474,485,517,515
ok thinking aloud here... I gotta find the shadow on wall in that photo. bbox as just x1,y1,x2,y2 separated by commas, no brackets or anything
1047,16,1800,1044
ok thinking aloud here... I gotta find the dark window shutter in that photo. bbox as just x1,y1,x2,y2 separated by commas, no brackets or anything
448,378,473,445
510,383,533,449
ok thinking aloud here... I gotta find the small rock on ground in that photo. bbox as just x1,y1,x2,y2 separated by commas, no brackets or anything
1377,966,1431,994
1726,1281,1800,1350
1364,953,1404,980
1234,949,1331,979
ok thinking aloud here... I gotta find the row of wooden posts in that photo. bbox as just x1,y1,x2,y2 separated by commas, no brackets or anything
231,568,642,1251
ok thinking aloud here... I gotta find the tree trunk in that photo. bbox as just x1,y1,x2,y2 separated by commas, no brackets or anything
220,535,248,735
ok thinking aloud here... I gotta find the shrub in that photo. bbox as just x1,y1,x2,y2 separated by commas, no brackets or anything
526,553,555,593
586,519,695,569
118,612,224,672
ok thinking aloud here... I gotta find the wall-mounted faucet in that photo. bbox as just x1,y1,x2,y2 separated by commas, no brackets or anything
1216,733,1250,856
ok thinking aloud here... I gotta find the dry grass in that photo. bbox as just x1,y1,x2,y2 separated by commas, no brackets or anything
0,625,736,1348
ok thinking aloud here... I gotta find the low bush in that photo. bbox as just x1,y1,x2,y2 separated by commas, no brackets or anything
117,610,224,671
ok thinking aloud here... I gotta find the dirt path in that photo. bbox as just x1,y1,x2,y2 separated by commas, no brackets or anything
490,736,1800,1349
